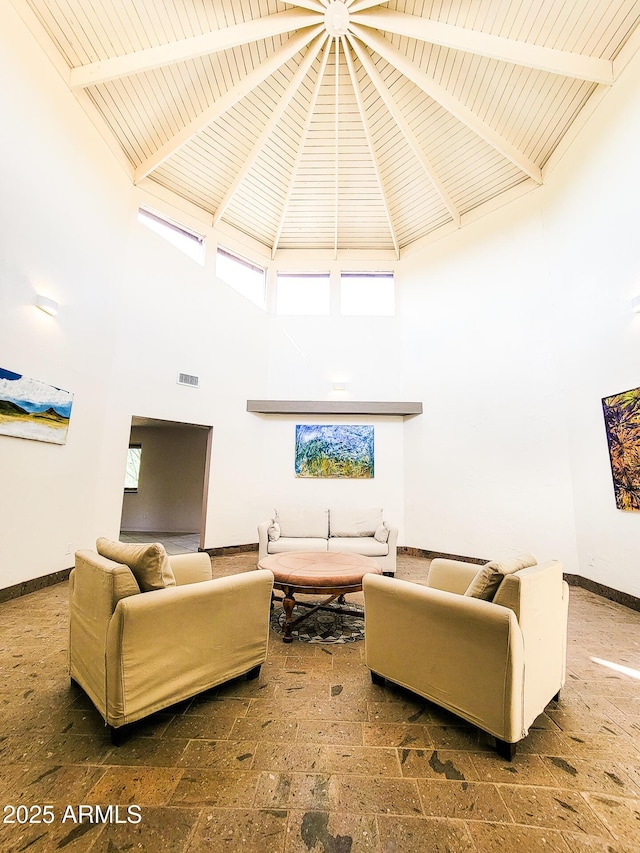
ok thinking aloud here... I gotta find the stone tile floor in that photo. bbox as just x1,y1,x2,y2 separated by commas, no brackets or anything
119,531,201,556
0,552,639,851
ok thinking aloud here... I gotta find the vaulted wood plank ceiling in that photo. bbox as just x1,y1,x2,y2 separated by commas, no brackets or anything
11,0,640,258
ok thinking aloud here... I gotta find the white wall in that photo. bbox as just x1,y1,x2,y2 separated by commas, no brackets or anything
400,52,640,594
256,271,406,537
0,5,132,589
541,53,640,597
254,415,404,535
400,196,578,569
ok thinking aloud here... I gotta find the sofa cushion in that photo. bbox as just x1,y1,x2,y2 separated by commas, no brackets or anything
329,507,383,538
268,522,281,541
328,537,388,557
268,537,328,554
464,553,537,601
275,508,329,539
96,538,176,592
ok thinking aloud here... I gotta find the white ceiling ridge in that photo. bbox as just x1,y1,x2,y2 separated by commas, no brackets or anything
213,32,329,228
133,25,325,184
271,39,334,258
356,8,615,84
347,34,461,228
351,24,543,185
342,37,400,258
69,8,322,89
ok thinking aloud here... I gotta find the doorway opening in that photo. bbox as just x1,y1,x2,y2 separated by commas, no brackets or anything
119,415,212,554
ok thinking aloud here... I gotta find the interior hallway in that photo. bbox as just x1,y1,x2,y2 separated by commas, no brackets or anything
1,552,639,852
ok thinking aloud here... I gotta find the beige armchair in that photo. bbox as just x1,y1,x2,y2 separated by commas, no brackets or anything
363,555,568,759
69,540,274,743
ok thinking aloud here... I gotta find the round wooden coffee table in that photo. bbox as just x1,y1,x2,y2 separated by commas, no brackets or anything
258,551,382,643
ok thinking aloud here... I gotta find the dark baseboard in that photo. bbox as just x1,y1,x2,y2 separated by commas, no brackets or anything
2,549,639,614
0,567,72,604
200,542,259,557
398,546,488,565
564,574,640,613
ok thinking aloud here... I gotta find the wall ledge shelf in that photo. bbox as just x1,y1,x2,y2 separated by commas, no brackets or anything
247,400,422,417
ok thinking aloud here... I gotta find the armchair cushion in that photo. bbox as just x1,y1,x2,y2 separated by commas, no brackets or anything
96,538,175,592
464,553,537,601
329,507,383,537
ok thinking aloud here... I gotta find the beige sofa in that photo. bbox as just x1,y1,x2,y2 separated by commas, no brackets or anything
363,554,568,759
69,539,274,742
258,507,398,574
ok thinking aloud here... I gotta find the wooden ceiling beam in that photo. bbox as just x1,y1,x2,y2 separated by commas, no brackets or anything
348,34,460,227
134,25,324,183
348,0,385,12
69,9,321,88
356,9,614,84
271,39,333,258
342,37,400,259
284,0,327,12
213,34,328,227
351,24,543,184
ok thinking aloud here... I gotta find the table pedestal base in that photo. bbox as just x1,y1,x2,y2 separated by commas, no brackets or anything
275,589,363,643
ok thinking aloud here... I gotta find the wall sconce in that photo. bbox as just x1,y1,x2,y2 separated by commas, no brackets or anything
35,294,59,316
632,295,640,314
332,382,346,391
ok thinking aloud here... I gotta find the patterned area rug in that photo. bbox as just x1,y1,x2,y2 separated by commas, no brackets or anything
270,601,365,644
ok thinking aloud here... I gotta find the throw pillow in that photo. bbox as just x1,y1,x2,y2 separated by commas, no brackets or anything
374,522,389,543
464,553,537,601
268,521,281,541
96,538,176,592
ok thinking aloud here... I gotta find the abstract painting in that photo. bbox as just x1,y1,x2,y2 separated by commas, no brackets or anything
0,367,73,445
295,425,374,478
602,386,640,511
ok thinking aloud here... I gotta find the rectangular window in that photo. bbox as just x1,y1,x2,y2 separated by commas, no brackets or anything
340,272,395,316
138,206,205,263
276,273,331,316
124,445,142,492
216,247,266,308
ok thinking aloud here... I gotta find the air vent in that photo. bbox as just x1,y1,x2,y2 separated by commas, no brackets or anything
177,372,200,388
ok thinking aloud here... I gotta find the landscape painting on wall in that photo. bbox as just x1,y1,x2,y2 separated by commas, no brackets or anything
0,367,73,445
295,425,374,478
602,385,640,511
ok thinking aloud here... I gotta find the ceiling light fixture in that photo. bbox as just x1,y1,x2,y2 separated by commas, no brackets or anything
632,295,640,314
35,294,59,316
